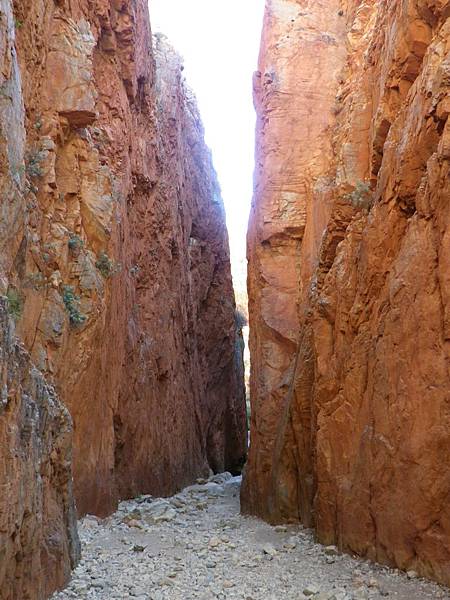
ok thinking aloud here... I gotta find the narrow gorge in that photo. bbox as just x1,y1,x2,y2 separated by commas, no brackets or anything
0,0,449,599
0,0,245,597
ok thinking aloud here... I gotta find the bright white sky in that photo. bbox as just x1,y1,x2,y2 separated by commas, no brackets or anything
150,0,265,270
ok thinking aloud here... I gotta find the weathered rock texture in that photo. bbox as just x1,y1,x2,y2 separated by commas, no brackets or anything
113,35,247,504
243,0,450,586
0,298,80,600
1,0,245,513
0,0,245,595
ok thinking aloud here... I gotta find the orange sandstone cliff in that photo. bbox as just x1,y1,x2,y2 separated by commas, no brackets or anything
243,0,450,586
0,0,246,597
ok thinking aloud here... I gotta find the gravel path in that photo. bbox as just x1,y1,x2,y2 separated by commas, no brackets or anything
53,473,449,600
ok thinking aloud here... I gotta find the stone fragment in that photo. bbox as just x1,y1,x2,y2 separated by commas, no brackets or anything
303,585,320,596
126,519,143,529
353,590,369,600
262,544,278,557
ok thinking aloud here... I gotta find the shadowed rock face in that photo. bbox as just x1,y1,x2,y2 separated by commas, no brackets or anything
243,0,450,585
0,0,245,596
0,299,80,600
112,35,247,505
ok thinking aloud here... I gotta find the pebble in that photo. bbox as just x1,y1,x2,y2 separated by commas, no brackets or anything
315,593,332,600
126,519,142,529
303,585,320,596
262,543,278,557
50,474,449,600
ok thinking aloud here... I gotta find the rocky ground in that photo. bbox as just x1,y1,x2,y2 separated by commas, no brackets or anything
52,474,449,600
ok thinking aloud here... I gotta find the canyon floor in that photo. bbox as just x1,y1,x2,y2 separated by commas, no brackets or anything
52,474,449,600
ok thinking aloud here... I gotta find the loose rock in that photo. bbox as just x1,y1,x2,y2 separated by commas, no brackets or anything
51,474,448,600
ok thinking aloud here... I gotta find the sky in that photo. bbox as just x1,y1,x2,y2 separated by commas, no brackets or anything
150,0,265,272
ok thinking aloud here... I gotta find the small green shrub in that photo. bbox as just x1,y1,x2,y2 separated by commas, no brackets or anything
68,234,83,252
345,181,373,210
14,18,23,29
25,150,46,179
62,285,86,327
95,251,120,278
11,163,25,180
6,288,23,321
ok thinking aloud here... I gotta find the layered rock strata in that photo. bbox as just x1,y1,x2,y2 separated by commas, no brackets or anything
243,0,450,585
0,0,245,596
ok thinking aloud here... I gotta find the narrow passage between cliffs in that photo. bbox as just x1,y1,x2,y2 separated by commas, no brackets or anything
51,475,447,600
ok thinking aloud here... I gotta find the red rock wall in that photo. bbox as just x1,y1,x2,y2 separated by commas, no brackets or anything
243,0,450,585
1,4,80,598
1,0,244,596
0,296,80,600
113,35,247,503
1,0,245,541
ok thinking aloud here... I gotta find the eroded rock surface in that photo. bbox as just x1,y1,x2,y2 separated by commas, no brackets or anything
1,0,245,597
243,0,450,586
112,35,247,507
1,0,245,518
0,297,80,600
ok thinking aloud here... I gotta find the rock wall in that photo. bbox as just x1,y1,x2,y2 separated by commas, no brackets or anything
0,0,245,595
113,34,247,503
243,0,450,585
0,298,80,600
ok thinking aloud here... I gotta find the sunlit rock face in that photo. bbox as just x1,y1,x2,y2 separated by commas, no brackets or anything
0,0,245,595
243,0,450,585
